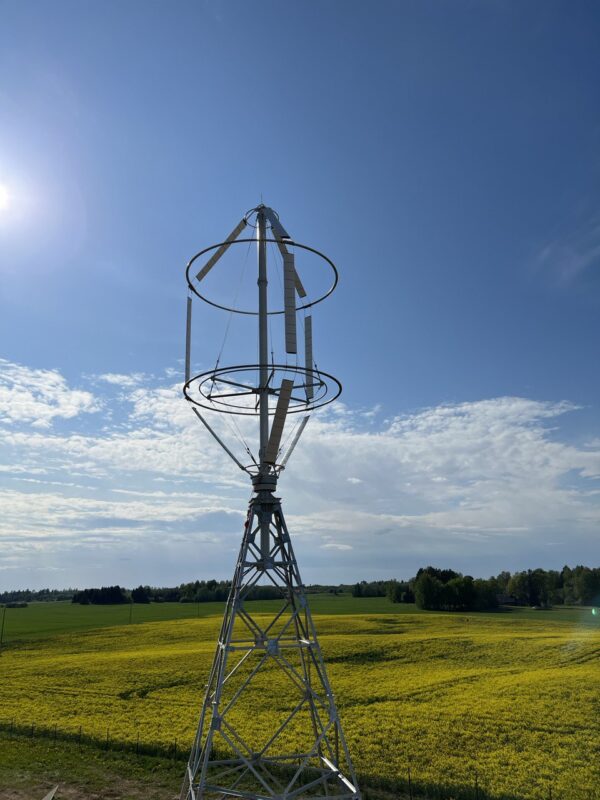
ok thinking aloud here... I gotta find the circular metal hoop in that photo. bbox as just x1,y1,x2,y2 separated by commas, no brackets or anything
186,238,338,316
242,206,277,229
183,363,342,416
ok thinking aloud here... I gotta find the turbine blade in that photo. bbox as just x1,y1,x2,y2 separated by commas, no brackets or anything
264,379,294,464
263,207,291,239
185,296,192,383
272,238,307,298
41,788,59,800
304,316,314,400
195,218,247,281
284,254,297,354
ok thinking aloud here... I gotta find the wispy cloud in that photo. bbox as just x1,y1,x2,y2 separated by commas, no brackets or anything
94,372,147,388
535,216,600,286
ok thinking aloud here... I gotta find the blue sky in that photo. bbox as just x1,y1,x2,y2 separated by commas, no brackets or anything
1,1,599,590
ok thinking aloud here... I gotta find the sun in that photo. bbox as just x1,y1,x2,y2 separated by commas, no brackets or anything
0,183,10,211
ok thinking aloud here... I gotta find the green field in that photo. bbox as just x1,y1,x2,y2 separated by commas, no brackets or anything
1,596,596,643
0,598,598,800
0,595,413,641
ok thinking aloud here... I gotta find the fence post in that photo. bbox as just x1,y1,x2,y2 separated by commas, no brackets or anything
474,768,479,800
106,728,110,750
53,724,57,742
408,766,413,800
78,725,82,748
136,732,140,755
30,723,34,738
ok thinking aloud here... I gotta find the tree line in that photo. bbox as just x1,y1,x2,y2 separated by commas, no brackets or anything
0,587,75,604
2,565,598,610
352,564,600,611
70,579,285,606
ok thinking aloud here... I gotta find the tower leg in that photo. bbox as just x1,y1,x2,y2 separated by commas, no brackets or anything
181,492,360,800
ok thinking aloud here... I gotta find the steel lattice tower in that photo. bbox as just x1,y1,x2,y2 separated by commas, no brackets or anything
180,206,360,800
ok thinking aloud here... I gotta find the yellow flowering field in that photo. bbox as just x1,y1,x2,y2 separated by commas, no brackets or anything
1,611,598,799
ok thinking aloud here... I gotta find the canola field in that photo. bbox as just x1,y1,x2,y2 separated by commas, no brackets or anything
0,605,598,800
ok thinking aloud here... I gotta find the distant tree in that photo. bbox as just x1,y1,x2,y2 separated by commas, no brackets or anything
416,566,460,585
195,587,215,603
72,585,128,605
560,565,575,603
352,583,362,598
131,585,150,604
545,570,562,605
507,572,529,605
528,569,550,606
448,576,477,611
387,580,409,604
440,580,459,610
246,585,281,601
414,573,443,610
574,567,600,605
473,579,498,610
495,571,511,593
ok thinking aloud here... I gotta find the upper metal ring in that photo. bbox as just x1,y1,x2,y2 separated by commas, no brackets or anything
186,238,338,316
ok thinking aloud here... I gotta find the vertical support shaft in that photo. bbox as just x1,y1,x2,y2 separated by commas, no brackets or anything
257,208,271,559
257,208,269,467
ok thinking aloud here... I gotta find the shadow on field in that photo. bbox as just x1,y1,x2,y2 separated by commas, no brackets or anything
0,725,533,800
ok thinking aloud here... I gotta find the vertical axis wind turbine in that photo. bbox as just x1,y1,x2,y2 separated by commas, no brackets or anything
181,205,360,800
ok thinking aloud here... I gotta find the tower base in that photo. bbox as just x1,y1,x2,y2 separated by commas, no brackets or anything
180,490,360,800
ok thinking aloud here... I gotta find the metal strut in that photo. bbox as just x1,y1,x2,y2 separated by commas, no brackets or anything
191,407,249,473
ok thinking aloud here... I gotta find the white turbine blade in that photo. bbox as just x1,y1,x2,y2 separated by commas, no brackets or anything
195,218,247,281
304,315,314,400
284,254,297,354
185,296,192,383
293,263,307,298
41,788,59,800
280,415,309,468
264,207,291,239
264,379,294,464
273,238,307,298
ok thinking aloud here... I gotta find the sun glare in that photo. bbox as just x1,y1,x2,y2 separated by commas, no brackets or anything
0,183,10,211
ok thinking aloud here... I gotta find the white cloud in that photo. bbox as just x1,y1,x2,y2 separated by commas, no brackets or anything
321,542,353,551
1,362,599,586
95,372,146,388
0,358,100,428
